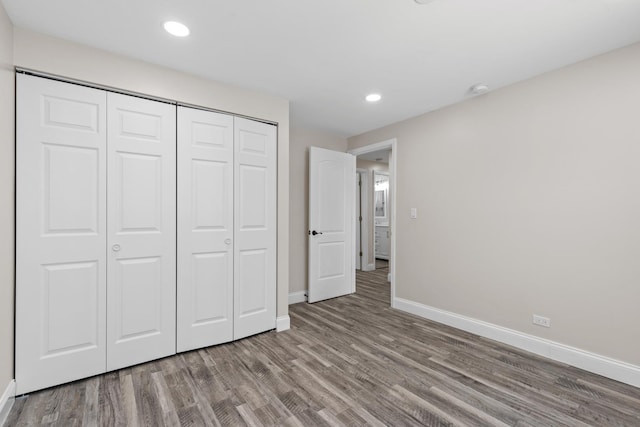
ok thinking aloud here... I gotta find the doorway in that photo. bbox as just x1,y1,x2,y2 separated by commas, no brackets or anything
349,139,397,308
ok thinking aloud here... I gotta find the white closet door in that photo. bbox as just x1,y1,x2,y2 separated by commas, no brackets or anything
106,93,176,371
177,107,234,352
16,75,107,394
233,118,277,340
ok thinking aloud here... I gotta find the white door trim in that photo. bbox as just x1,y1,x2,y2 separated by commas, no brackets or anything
349,139,397,308
356,169,370,271
276,315,291,332
0,380,15,427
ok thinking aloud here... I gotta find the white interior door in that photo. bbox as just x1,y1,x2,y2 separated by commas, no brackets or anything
308,147,356,303
16,75,107,394
177,107,234,352
233,118,277,340
106,93,176,371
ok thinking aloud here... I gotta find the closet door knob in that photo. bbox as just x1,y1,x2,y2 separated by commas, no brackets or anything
224,238,232,245
112,244,121,252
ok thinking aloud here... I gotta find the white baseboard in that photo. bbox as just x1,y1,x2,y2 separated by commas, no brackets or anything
288,291,307,305
362,263,375,272
394,297,640,389
276,315,290,332
0,380,15,427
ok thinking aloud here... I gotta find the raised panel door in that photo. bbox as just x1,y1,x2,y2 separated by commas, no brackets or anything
177,107,234,352
16,74,107,394
234,118,277,340
308,147,356,303
106,93,176,371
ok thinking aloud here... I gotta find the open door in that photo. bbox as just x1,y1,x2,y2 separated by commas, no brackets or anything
308,147,356,303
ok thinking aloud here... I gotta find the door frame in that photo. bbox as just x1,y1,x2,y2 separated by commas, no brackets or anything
349,138,397,308
356,168,370,271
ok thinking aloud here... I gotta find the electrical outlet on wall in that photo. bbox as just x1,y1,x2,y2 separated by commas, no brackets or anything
532,314,551,328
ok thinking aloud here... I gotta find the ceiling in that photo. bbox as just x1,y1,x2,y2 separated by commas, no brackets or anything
4,0,640,137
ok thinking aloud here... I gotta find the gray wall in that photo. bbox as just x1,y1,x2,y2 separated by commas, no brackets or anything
349,42,640,366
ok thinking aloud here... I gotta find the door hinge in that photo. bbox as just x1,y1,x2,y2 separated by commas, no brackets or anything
359,251,363,256
359,216,363,222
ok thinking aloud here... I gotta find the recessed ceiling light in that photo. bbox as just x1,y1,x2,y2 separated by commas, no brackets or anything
164,21,190,37
415,0,436,4
366,93,382,102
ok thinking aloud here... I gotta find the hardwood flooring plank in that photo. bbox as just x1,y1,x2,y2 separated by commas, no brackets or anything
175,404,210,427
99,372,127,427
385,385,457,426
150,371,182,426
429,386,511,427
253,403,287,426
291,408,332,426
133,367,167,427
317,408,343,426
353,406,388,427
177,366,223,426
120,373,140,427
236,403,263,427
209,398,245,426
81,377,99,427
280,414,306,427
163,370,196,411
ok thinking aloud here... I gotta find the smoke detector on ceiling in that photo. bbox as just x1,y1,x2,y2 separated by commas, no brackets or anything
470,84,490,95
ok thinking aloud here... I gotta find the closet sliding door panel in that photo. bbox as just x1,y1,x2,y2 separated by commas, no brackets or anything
106,93,176,371
233,118,277,340
16,75,107,394
177,107,234,352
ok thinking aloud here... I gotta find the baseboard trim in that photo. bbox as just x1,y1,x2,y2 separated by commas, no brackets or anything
362,263,375,272
0,379,15,426
394,297,640,389
276,315,290,332
288,291,307,305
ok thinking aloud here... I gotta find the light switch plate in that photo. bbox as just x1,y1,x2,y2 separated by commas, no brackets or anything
410,208,418,219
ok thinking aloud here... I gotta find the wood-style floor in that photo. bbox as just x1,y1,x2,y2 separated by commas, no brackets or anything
7,267,640,426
